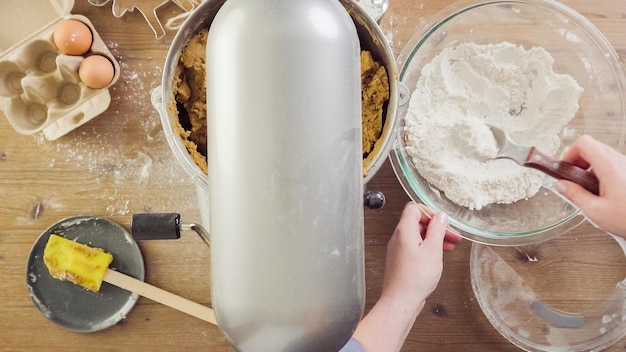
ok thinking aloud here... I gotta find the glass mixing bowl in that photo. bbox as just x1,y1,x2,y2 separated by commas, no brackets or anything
390,0,626,246
471,224,626,351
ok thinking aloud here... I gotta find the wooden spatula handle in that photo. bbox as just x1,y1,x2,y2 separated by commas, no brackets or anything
524,147,599,195
104,269,217,325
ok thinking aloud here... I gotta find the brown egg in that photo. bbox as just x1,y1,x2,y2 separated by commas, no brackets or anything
53,19,93,56
78,55,115,89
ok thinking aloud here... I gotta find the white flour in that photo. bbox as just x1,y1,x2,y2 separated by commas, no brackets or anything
404,42,583,210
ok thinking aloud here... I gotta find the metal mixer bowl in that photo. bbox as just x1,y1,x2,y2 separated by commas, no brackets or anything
153,0,399,205
390,0,626,246
348,0,400,184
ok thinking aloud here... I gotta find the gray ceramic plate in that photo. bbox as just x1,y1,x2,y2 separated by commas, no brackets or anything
26,215,145,332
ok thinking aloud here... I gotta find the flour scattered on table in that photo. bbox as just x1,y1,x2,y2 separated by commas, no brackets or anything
404,42,583,210
34,44,198,217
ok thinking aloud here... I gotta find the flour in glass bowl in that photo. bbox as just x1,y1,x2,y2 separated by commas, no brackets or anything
404,42,583,210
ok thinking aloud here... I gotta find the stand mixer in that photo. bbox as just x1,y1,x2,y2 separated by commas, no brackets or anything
205,1,364,350
150,0,398,350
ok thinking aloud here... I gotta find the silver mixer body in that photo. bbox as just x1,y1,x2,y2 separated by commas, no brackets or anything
206,0,365,350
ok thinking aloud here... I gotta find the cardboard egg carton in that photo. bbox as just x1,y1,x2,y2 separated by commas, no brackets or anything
0,0,120,140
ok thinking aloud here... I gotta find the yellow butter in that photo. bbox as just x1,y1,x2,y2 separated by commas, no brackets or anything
43,234,113,292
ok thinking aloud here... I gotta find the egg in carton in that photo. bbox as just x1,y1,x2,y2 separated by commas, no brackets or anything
0,0,120,140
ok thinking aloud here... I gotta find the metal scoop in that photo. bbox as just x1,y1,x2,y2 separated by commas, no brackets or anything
487,124,600,195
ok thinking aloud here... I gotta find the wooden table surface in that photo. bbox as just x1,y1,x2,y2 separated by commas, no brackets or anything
2,1,626,351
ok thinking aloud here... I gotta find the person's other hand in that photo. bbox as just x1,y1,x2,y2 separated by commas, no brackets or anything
555,135,626,237
416,203,462,252
381,202,460,312
351,202,460,352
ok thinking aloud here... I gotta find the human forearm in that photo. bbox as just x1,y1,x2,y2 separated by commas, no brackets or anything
352,295,425,352
350,205,453,352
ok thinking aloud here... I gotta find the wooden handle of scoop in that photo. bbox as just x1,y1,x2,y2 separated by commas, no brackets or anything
524,147,600,196
104,269,217,325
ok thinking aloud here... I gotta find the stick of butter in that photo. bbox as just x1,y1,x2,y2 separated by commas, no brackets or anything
43,234,113,292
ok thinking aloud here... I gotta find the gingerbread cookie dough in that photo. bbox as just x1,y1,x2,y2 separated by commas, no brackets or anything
170,29,390,177
169,27,208,174
361,50,389,173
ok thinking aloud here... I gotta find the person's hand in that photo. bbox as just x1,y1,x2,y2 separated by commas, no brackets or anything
351,202,460,352
555,135,626,237
381,202,460,311
416,203,462,252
